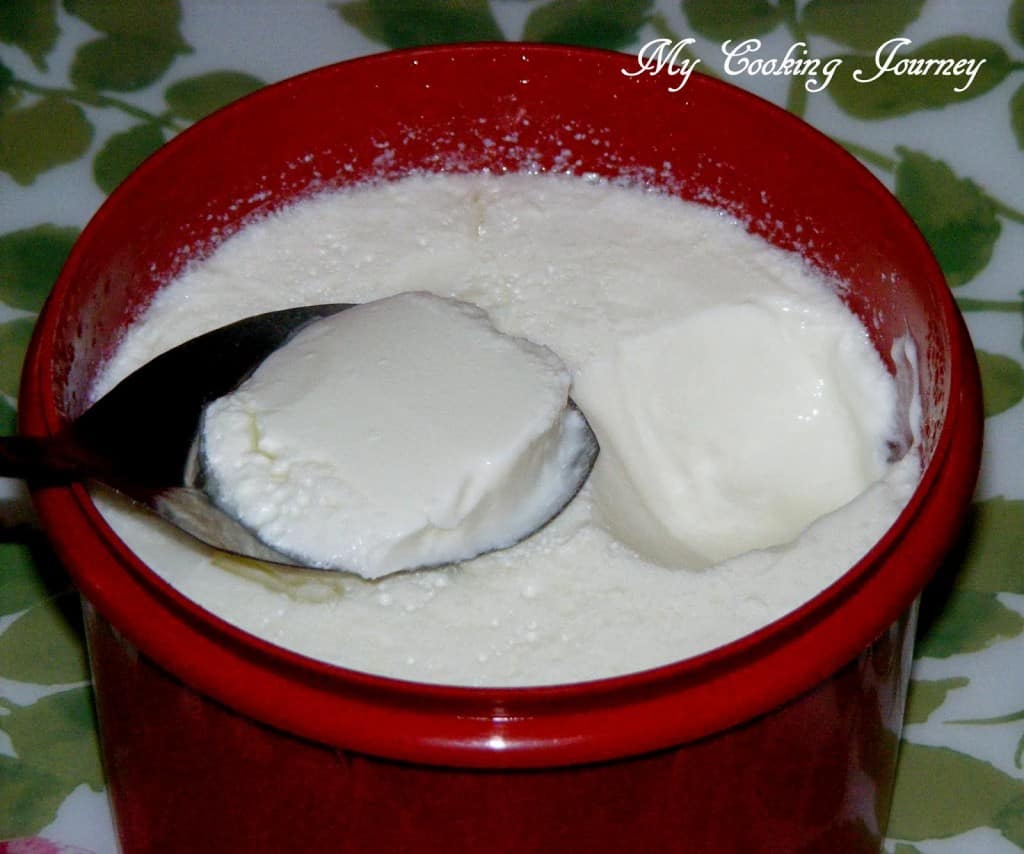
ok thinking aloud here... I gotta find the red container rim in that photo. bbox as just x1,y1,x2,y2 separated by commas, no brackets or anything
19,44,983,769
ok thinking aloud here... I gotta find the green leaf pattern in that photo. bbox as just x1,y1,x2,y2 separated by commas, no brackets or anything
888,744,1024,845
0,687,104,839
976,350,1024,419
0,95,92,185
904,677,969,726
953,498,1024,595
1009,0,1024,48
0,396,15,435
0,0,59,72
0,225,79,313
916,590,1024,660
0,316,36,396
682,0,781,43
336,0,504,47
893,148,1002,288
1,0,1022,849
163,71,264,121
827,37,1013,119
1011,82,1024,150
523,0,655,50
91,122,166,195
801,0,925,52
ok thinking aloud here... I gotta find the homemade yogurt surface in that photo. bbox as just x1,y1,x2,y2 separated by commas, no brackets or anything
94,173,918,687
200,291,595,578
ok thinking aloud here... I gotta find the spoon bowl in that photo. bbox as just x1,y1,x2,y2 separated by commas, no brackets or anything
1,303,599,572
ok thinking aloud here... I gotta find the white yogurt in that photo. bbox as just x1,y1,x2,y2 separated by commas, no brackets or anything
200,292,594,577
578,297,896,568
93,173,918,686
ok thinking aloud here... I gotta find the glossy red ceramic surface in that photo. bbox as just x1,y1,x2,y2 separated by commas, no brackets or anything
85,602,915,853
19,45,982,851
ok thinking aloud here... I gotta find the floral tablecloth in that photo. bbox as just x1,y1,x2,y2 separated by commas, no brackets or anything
1,2,1022,852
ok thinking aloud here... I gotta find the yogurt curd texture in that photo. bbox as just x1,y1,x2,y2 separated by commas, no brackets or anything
93,173,919,687
200,291,594,578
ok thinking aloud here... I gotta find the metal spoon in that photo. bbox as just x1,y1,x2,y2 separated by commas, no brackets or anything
0,304,599,572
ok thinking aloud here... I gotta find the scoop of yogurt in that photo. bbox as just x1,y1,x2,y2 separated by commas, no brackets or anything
198,291,594,578
576,296,897,568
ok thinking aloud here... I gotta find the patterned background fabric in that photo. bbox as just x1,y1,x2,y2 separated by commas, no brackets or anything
1,2,1022,851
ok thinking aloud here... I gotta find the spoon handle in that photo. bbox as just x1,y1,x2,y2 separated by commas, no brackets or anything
0,434,89,483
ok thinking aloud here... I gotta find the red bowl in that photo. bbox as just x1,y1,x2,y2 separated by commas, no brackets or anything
20,45,982,852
